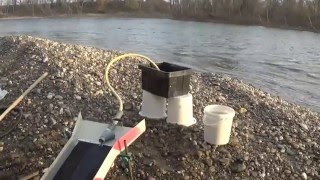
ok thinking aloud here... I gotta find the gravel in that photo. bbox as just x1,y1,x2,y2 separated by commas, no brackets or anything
0,35,319,179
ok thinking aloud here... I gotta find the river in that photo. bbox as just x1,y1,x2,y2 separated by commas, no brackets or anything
0,17,319,112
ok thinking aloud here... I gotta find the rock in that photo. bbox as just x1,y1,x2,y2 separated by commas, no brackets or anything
59,108,64,115
50,117,57,125
219,158,230,166
1,36,320,180
47,92,55,99
301,172,307,180
217,96,226,102
306,160,312,165
123,102,133,111
205,158,213,166
251,171,258,177
94,90,104,96
284,170,291,174
0,146,3,152
74,95,82,100
55,95,63,100
286,148,295,156
277,144,285,153
183,175,190,180
143,159,154,167
43,57,49,63
95,81,102,86
239,107,247,114
196,151,203,158
231,160,246,173
192,140,198,146
65,108,72,117
279,136,284,141
209,166,215,173
299,123,309,131
138,169,145,177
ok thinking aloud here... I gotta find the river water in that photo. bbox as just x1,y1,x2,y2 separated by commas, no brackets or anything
0,17,319,112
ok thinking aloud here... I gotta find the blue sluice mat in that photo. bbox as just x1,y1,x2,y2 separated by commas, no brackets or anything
53,141,112,180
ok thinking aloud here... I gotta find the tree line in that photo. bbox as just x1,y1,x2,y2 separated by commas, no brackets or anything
1,0,320,30
170,0,320,30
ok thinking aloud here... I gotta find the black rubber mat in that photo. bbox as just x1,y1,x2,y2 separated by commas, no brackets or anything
53,141,112,180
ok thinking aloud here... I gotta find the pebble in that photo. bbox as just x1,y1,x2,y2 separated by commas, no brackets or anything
251,171,258,177
50,117,57,125
239,107,247,114
306,160,312,165
219,158,230,166
123,102,133,110
260,172,266,178
209,166,215,173
183,176,190,180
0,146,3,152
74,95,82,100
286,148,295,156
55,95,63,100
95,81,102,86
299,123,309,131
284,170,291,174
277,144,285,149
1,36,320,179
301,172,307,180
43,57,48,62
196,151,203,158
231,161,246,173
143,159,154,167
192,140,198,146
205,158,213,166
47,92,55,99
279,136,284,140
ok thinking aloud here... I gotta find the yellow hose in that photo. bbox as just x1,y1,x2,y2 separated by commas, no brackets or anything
105,53,159,112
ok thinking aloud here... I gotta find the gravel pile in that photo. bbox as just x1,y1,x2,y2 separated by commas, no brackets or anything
0,36,319,179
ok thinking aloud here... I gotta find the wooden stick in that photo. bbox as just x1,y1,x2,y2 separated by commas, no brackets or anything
18,171,39,180
0,72,48,122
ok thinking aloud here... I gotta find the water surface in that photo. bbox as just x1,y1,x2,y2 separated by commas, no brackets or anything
0,17,319,112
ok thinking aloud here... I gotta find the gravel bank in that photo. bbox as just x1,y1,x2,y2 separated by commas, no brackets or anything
0,36,319,179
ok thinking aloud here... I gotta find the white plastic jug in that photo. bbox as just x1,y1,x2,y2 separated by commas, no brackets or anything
167,93,196,126
139,90,167,119
203,105,235,145
0,88,8,100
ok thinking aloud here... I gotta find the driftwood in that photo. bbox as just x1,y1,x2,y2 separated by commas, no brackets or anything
0,72,48,122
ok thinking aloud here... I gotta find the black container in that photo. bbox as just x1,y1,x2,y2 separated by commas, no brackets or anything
139,62,193,98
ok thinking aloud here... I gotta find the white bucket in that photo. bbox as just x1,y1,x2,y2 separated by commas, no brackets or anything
139,90,167,119
203,105,235,145
166,93,196,126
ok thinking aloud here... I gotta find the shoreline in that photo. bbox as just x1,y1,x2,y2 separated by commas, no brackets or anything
0,12,318,33
0,36,319,179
